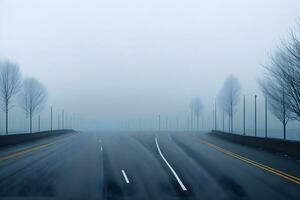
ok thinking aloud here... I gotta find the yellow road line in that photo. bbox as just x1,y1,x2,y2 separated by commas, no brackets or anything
0,134,77,163
0,142,56,162
200,139,300,185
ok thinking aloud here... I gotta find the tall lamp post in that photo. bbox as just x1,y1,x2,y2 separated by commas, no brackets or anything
254,95,257,137
243,93,252,136
243,95,245,135
158,115,161,131
214,100,217,130
222,111,224,132
265,97,268,138
50,106,53,131
62,110,64,129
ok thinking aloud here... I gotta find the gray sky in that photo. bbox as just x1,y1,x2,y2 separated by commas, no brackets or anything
1,0,300,131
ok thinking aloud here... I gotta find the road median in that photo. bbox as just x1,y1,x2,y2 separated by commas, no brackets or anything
209,131,300,159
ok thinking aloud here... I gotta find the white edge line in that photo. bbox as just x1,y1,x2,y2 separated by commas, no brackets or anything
121,170,130,184
155,135,187,191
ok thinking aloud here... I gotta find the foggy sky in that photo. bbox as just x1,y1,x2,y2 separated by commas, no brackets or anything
1,0,300,131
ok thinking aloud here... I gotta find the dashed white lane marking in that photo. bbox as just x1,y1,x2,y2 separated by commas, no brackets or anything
121,170,130,184
100,146,103,151
155,135,188,191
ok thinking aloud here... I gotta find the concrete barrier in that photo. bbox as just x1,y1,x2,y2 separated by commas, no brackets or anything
0,130,76,149
209,131,300,159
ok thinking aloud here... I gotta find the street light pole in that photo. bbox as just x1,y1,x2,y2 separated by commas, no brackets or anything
66,112,68,129
243,93,253,136
166,117,168,131
62,110,64,129
212,109,215,130
222,111,224,132
215,100,217,130
58,114,60,129
191,111,193,131
243,95,246,135
38,115,41,132
255,95,257,137
158,115,161,131
50,106,53,131
265,97,268,138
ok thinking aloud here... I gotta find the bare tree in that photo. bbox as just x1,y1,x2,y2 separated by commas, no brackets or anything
277,24,300,120
261,20,300,123
219,75,241,132
0,60,22,134
19,78,47,133
260,50,294,139
190,97,203,131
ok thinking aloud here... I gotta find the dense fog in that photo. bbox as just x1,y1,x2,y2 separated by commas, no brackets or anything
1,0,300,140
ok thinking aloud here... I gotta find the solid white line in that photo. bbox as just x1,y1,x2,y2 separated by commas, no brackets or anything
121,170,130,184
155,135,187,191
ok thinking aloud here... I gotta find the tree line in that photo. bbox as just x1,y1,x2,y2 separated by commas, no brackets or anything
0,60,47,134
259,19,300,140
189,75,241,133
189,19,300,140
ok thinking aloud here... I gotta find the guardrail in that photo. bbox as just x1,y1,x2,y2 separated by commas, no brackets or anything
0,130,76,149
209,130,300,159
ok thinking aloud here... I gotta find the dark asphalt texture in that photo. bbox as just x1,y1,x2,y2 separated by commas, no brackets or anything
0,131,299,200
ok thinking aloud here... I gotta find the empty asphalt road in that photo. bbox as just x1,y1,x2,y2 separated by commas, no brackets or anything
0,131,299,200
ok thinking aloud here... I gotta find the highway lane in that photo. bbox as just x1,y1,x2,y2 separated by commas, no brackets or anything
0,131,299,199
169,132,300,199
0,132,104,200
101,133,180,200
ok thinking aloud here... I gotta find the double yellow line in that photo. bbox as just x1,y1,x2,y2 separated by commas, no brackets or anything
0,134,76,162
0,142,56,162
201,139,300,185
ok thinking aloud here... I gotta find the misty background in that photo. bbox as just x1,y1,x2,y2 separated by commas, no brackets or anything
1,0,300,139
